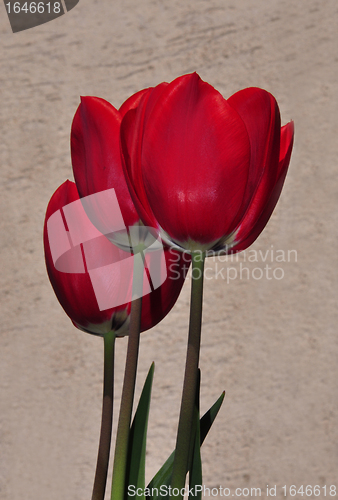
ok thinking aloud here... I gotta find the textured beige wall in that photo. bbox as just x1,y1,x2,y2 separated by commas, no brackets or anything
0,1,337,499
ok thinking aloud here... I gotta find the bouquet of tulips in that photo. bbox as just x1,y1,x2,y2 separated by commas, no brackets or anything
44,73,294,500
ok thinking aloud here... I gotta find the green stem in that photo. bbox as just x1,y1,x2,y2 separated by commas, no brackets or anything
111,254,144,500
91,330,116,500
170,251,205,499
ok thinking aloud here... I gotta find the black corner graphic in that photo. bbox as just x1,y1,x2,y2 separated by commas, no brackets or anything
4,0,80,33
64,0,79,11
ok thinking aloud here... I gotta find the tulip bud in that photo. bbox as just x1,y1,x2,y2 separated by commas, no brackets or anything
44,180,189,336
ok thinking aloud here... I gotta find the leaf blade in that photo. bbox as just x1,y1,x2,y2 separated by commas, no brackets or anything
127,363,155,500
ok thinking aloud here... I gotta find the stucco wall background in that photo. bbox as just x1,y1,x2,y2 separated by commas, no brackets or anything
0,1,337,499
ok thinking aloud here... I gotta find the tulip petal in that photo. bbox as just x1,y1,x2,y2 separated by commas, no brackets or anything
138,73,251,246
121,84,169,232
44,180,128,334
121,106,158,230
71,96,139,227
233,121,294,251
139,248,190,332
278,120,294,177
227,87,281,217
119,88,152,118
44,181,189,335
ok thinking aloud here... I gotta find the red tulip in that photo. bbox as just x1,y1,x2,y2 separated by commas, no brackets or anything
44,180,189,336
71,90,151,232
120,73,294,254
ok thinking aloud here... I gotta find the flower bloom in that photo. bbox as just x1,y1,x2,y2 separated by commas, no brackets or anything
71,90,151,232
44,180,189,336
120,72,294,254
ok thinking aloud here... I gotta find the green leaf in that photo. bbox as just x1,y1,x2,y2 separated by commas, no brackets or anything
187,370,201,473
147,390,225,499
126,363,154,500
146,449,174,500
189,372,202,500
189,403,202,500
200,391,225,445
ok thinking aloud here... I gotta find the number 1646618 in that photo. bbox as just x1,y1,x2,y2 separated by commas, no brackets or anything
5,2,61,14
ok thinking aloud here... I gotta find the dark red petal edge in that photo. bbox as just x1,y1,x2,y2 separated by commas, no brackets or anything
233,121,294,252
